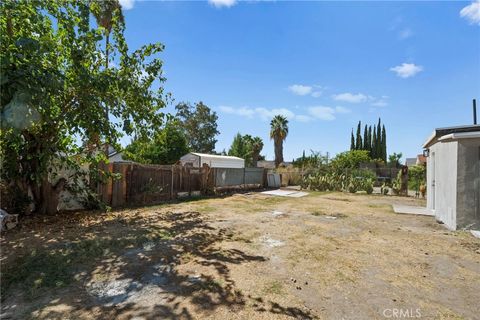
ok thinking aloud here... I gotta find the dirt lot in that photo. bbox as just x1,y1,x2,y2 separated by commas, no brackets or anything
1,191,479,320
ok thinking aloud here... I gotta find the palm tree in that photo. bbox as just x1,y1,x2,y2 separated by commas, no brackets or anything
270,115,289,167
251,137,264,167
91,0,124,156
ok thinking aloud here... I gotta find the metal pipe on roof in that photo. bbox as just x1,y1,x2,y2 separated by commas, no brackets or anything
473,99,477,125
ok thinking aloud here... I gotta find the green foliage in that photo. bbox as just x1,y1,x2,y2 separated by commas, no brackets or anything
228,133,249,159
292,150,328,169
302,150,374,193
270,115,289,167
408,165,426,191
350,130,355,151
302,169,374,194
227,133,263,167
330,150,371,172
350,118,387,162
388,152,403,168
0,0,167,214
124,122,189,165
175,101,219,153
391,170,402,195
381,183,390,195
355,121,362,150
0,182,31,215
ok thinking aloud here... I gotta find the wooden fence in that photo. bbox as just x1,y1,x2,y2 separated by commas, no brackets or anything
97,163,266,208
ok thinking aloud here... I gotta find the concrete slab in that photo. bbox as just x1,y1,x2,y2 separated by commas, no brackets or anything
470,230,480,239
392,204,434,216
261,189,308,198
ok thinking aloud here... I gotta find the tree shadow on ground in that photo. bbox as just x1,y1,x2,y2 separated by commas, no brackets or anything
1,210,316,319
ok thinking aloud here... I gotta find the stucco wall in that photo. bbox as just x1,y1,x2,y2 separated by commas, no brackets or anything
427,141,458,230
456,139,480,229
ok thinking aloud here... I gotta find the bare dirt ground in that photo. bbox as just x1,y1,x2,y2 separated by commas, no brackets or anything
1,191,479,320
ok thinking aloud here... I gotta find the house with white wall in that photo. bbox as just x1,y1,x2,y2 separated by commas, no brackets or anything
423,125,480,230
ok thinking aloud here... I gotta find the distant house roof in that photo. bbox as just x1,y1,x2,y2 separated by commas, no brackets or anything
423,125,480,148
405,158,417,167
416,154,426,165
257,160,276,169
257,160,292,169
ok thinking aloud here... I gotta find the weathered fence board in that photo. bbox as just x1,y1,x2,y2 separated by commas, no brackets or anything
99,163,265,208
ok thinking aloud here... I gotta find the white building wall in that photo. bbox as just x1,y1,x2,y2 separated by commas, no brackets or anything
427,141,458,230
109,152,125,162
203,158,244,168
180,153,245,168
456,139,480,229
180,153,200,167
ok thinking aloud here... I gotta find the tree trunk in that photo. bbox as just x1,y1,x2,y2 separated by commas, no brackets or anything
252,151,259,168
274,137,284,168
32,178,66,215
104,33,110,158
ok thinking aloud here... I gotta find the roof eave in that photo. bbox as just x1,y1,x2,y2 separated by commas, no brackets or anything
422,131,437,149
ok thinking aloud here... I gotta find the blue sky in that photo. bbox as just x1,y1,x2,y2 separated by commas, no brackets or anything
119,0,480,161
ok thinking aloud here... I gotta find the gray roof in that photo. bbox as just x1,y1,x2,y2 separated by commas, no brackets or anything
405,158,417,166
423,124,480,148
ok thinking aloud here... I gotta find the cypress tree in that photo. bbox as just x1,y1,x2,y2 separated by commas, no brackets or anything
368,126,372,157
350,130,355,150
356,121,362,150
372,126,377,159
376,118,382,160
363,124,368,152
381,124,387,162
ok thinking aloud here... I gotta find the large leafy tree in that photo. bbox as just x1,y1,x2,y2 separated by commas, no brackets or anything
91,0,123,156
175,101,219,153
228,133,248,160
388,152,402,168
124,122,189,165
227,133,263,167
270,115,289,168
330,150,371,172
0,0,167,214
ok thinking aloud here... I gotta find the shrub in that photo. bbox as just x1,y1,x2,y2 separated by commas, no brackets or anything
330,150,371,173
0,182,31,215
302,168,375,194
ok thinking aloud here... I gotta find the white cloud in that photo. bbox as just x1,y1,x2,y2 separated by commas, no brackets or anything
288,84,312,96
371,100,388,107
460,1,480,25
219,106,255,117
119,0,135,10
333,93,368,103
308,106,336,121
219,105,348,122
335,106,351,114
390,63,423,78
219,106,295,121
398,28,413,39
288,84,325,97
295,115,313,122
209,0,237,8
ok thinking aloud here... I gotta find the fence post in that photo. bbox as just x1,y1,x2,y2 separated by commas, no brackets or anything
243,167,246,190
170,165,174,200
